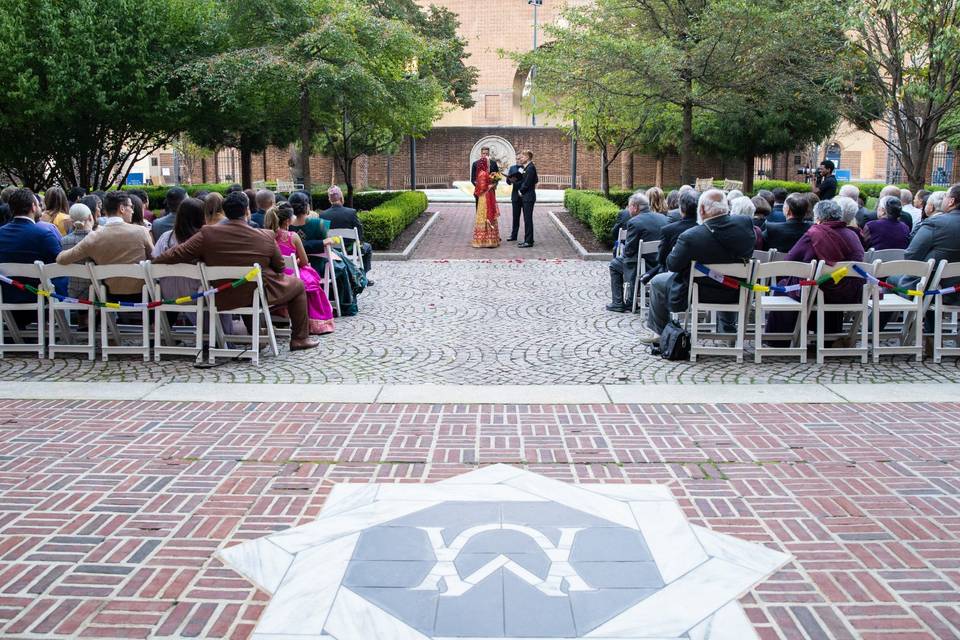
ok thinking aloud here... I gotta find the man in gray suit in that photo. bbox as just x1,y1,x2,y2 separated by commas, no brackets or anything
606,192,670,312
901,184,960,309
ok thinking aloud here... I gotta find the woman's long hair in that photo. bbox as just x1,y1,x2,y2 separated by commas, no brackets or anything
646,187,667,213
264,203,294,232
44,186,69,216
203,192,224,224
174,198,206,243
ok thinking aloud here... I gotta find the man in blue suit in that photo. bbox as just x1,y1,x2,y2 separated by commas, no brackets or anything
0,188,65,326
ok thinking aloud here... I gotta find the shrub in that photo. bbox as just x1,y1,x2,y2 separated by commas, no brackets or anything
751,180,811,195
357,191,428,249
840,182,949,198
564,189,621,247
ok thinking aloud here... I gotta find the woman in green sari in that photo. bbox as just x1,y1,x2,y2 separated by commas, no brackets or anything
287,191,366,316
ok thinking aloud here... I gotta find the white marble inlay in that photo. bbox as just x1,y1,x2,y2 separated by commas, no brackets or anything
688,601,759,640
325,585,430,640
628,501,709,583
219,464,792,640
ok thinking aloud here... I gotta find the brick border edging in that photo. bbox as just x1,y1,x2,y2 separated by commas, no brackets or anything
378,210,440,261
548,210,609,262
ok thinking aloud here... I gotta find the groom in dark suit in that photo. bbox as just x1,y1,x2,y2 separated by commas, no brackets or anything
505,152,524,241
470,146,499,208
516,150,538,248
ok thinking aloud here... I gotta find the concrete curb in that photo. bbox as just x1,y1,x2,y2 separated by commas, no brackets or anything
378,210,440,261
548,210,610,262
0,382,951,405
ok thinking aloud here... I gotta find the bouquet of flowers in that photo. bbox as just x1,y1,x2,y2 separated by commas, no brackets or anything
490,171,504,183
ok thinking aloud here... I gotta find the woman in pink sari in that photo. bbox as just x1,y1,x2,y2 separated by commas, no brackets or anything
472,156,501,248
265,203,335,335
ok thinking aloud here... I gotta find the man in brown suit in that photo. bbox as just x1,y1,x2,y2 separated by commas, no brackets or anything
153,192,319,352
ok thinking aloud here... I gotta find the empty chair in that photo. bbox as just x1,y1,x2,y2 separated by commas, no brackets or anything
687,261,756,363
752,260,818,363
201,264,278,365
812,261,875,363
0,262,45,358
145,261,205,361
868,259,934,362
39,262,96,360
87,263,151,361
630,239,661,314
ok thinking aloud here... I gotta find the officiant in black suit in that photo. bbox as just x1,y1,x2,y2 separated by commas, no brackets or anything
505,152,524,241
470,146,500,208
516,150,538,248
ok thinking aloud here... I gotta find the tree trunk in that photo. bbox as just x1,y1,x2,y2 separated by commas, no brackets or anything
680,93,694,186
621,152,634,190
600,144,609,196
200,157,208,183
655,155,664,189
742,154,755,194
344,158,354,207
240,141,253,190
299,89,313,192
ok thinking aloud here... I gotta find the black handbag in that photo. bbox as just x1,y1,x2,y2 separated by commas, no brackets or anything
658,319,691,361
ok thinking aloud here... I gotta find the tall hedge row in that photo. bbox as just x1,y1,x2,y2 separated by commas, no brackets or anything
564,190,621,247
358,191,429,249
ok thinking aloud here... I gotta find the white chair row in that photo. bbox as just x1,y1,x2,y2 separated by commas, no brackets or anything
683,258,947,364
0,261,281,364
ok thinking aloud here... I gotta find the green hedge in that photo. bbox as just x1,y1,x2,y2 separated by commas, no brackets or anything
840,182,948,198
564,190,621,247
357,191,428,250
123,183,394,212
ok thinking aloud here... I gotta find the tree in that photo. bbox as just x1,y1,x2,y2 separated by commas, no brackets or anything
289,2,442,202
841,0,960,191
0,0,218,190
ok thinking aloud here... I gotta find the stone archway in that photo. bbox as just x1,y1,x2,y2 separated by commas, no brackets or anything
469,136,516,175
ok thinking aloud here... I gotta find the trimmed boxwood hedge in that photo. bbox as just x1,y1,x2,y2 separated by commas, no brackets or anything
357,191,428,250
564,190,621,247
122,183,397,212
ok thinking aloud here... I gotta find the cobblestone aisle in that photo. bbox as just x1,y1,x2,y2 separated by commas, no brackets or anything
0,399,956,639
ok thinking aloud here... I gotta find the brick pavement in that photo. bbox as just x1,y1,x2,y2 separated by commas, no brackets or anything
3,259,960,385
0,399,957,638
412,203,577,259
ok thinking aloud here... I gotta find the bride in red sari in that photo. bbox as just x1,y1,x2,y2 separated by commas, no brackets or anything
471,156,501,248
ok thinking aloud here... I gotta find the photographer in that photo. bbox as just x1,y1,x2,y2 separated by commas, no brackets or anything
811,160,838,201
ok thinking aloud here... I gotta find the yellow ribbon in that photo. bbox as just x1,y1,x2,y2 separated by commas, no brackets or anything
830,266,849,284
174,295,193,305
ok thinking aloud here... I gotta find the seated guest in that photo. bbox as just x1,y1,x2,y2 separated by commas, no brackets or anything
643,189,755,341
901,189,922,230
81,194,103,225
665,190,681,221
804,192,820,219
128,189,154,223
646,187,668,214
153,191,320,352
265,202,335,335
729,196,762,248
41,186,71,236
226,183,243,194
763,193,812,254
902,184,960,300
610,199,638,257
57,191,154,302
152,197,206,303
150,187,187,241
644,189,700,284
61,204,96,300
320,186,374,280
864,196,910,250
0,187,15,228
877,184,913,229
757,189,775,209
727,189,744,202
204,192,226,225
751,195,772,230
129,195,152,231
770,200,864,337
914,190,930,220
924,191,947,222
835,195,867,249
67,187,86,206
251,190,276,228
769,188,788,222
606,192,669,312
0,189,66,326
289,191,364,316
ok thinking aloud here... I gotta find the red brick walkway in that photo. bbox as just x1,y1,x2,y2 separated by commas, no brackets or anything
413,203,578,259
0,399,958,639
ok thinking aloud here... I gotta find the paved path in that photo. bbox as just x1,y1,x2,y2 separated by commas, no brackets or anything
412,203,577,259
0,399,956,639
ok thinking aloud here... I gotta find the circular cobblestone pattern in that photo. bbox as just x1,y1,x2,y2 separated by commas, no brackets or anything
2,259,960,384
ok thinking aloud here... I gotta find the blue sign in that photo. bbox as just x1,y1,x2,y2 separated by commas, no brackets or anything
835,169,851,182
126,173,144,186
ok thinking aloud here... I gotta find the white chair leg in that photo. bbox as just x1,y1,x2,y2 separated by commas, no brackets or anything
872,303,880,364
754,303,762,364
100,310,109,361
914,304,923,361
816,302,825,364
141,307,149,362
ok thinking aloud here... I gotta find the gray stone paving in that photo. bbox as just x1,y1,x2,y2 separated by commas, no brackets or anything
1,258,960,385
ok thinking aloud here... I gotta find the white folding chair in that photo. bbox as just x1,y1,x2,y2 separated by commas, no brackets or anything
307,248,341,316
868,259,934,362
753,260,817,363
201,263,278,365
752,249,775,264
0,262,45,359
39,262,96,360
283,254,301,278
630,240,661,314
615,229,627,259
144,262,205,361
930,260,960,362
867,248,906,263
270,255,304,341
330,228,363,271
812,261,874,364
88,263,151,361
688,261,756,363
